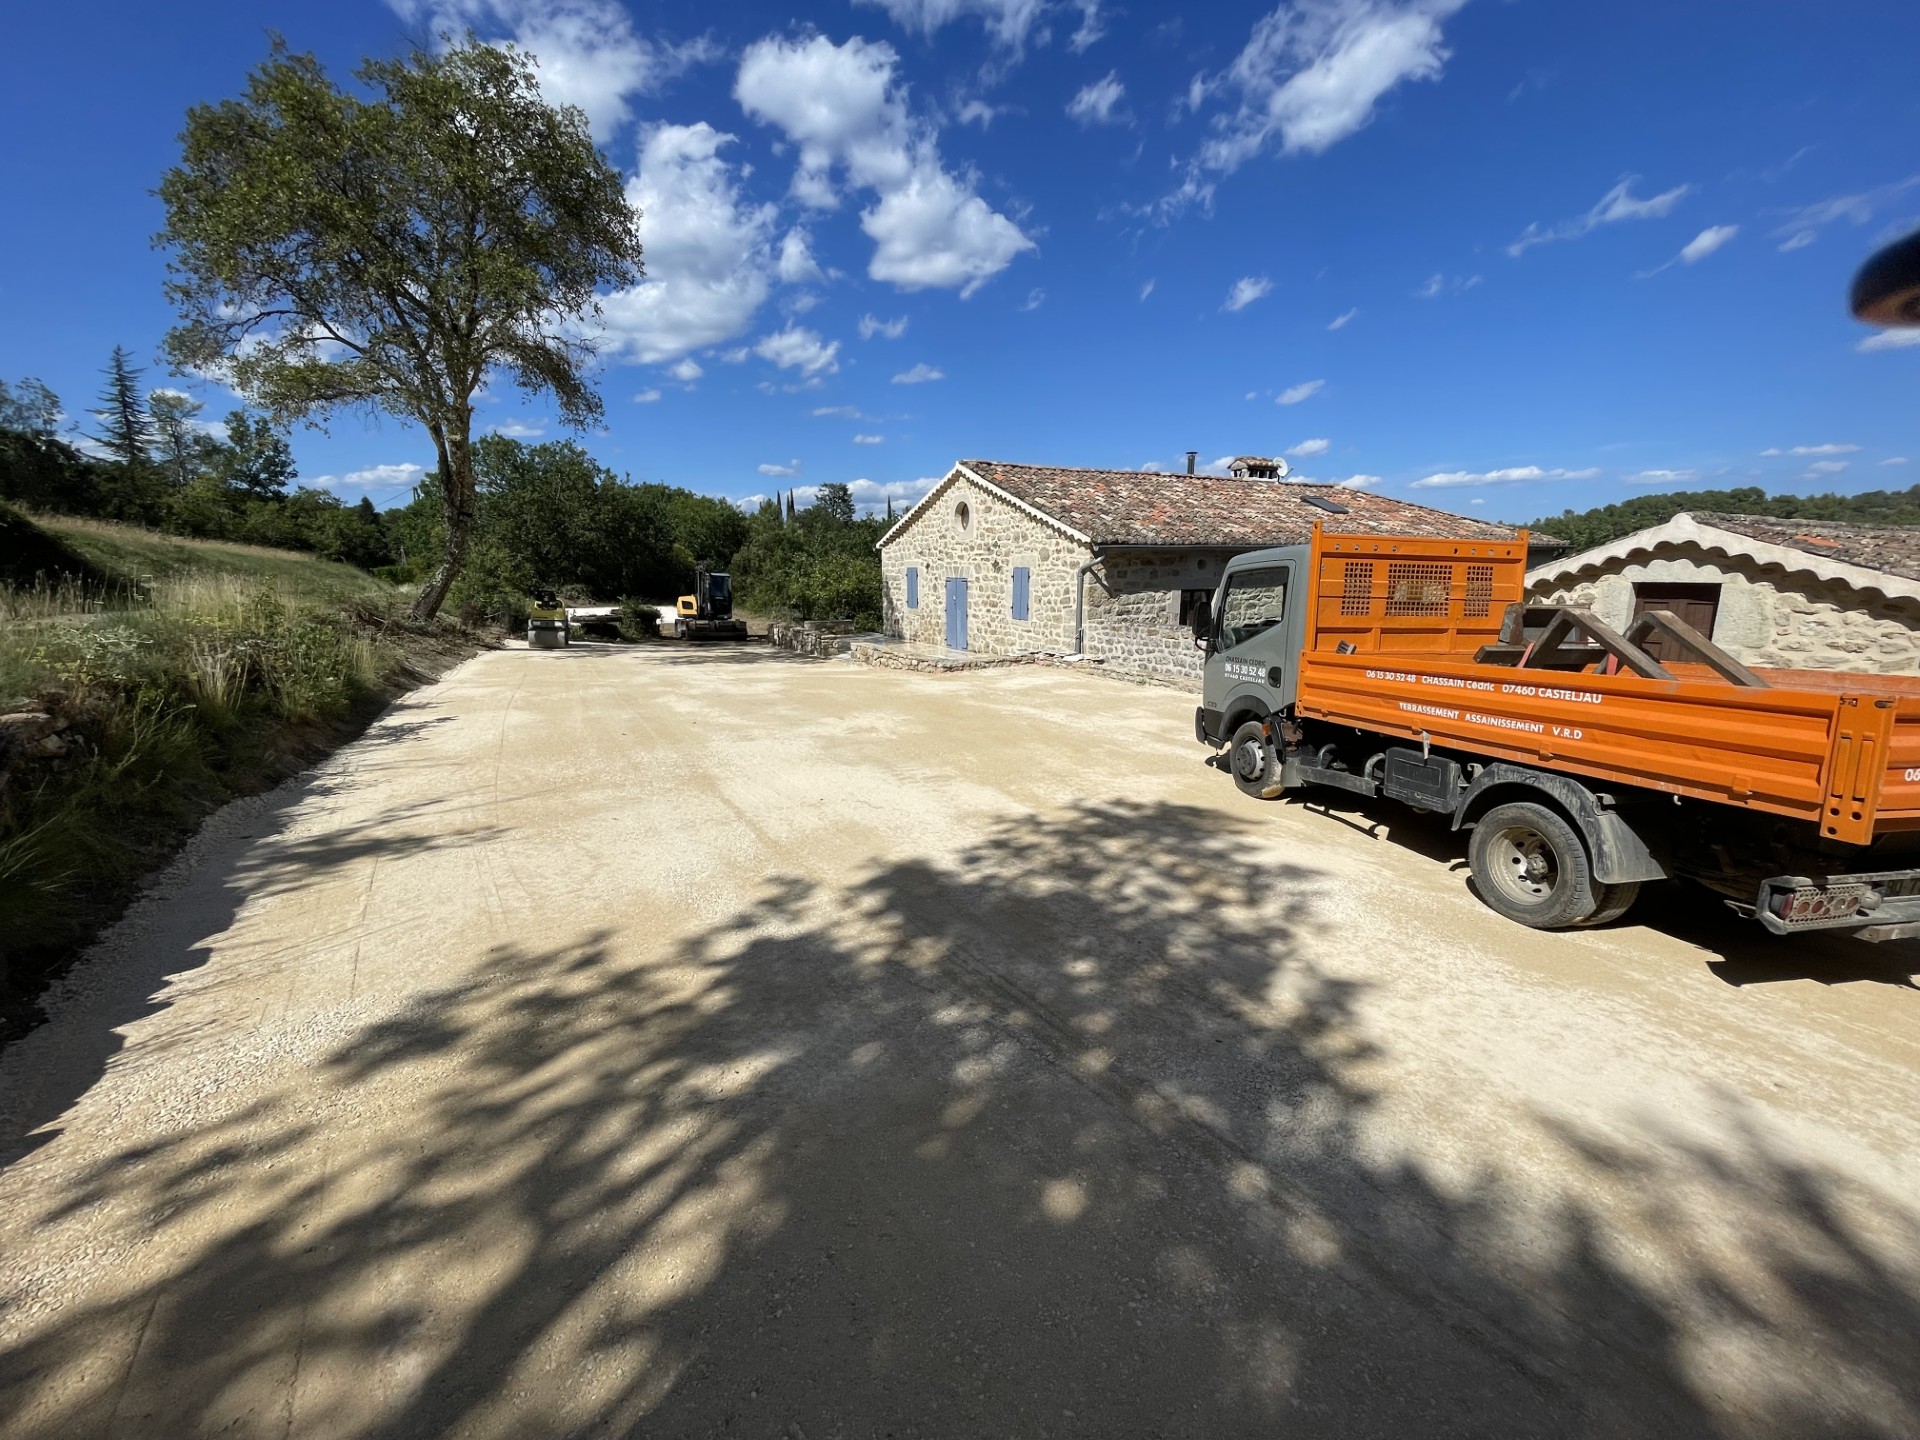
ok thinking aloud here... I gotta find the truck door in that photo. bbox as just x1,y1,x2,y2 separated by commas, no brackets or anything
1205,562,1296,718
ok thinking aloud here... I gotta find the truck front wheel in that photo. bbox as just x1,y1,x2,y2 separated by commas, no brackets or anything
1228,720,1277,799
1469,801,1605,929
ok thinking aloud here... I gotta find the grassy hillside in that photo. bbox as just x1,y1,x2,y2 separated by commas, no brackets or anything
0,507,483,1042
39,513,390,598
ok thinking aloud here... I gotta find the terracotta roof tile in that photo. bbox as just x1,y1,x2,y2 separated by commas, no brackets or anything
1692,512,1920,584
958,460,1523,548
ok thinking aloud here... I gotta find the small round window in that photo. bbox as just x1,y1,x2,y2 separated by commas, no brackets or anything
954,499,972,533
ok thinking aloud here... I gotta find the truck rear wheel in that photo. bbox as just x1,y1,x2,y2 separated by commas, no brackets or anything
1469,801,1604,929
1575,882,1642,928
1228,720,1276,799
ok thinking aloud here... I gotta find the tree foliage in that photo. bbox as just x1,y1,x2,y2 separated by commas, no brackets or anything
156,38,643,621
0,367,390,567
1519,484,1920,551
379,436,751,624
92,347,154,471
730,492,886,629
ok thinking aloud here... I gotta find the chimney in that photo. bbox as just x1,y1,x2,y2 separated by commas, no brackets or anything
1185,450,1197,475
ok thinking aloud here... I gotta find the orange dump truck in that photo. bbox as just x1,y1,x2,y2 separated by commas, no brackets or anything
1192,528,1920,934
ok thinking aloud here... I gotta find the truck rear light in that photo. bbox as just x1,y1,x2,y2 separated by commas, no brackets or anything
1767,883,1872,926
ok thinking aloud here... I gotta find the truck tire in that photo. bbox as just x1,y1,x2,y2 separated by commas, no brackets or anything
1468,801,1604,929
1575,881,1642,928
1228,720,1276,799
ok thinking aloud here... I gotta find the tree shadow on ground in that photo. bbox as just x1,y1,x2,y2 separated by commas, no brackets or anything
2,801,1917,1437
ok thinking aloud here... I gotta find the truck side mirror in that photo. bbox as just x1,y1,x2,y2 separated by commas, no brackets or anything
1191,597,1212,650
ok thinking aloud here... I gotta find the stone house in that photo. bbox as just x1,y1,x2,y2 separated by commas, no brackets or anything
1525,511,1920,674
875,459,1523,682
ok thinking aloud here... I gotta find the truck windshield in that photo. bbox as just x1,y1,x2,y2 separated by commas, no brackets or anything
708,574,732,604
1219,568,1288,649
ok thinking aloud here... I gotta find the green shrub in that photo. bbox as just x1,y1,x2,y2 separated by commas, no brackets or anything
617,600,659,642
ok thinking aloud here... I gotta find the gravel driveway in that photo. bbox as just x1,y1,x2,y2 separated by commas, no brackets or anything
3,641,1918,1438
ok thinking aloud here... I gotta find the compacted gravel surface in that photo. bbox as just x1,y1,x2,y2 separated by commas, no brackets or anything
2,640,1918,1438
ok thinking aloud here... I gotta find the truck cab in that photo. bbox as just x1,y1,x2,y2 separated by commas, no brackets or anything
1194,546,1310,794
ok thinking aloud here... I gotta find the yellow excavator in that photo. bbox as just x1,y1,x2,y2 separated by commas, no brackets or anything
674,564,748,640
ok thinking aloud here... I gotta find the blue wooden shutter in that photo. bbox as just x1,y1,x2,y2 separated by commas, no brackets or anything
906,566,919,608
1011,566,1030,621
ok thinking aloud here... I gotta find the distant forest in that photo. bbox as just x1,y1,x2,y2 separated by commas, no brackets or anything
1516,483,1920,551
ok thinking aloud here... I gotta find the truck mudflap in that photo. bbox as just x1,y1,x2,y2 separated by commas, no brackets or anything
1752,868,1920,934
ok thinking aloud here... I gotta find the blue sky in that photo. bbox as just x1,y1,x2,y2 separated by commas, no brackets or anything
2,0,1917,521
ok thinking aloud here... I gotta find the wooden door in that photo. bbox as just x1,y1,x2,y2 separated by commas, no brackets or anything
1631,582,1721,660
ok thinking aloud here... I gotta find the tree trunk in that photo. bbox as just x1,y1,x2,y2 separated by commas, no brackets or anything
410,423,472,622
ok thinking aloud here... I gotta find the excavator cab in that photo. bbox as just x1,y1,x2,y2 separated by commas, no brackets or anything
674,564,748,641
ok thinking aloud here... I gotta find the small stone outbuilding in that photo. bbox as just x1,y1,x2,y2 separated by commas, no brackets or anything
1526,511,1920,674
876,459,1524,682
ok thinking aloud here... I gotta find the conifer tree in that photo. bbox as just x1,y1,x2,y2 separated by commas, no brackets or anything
93,347,154,469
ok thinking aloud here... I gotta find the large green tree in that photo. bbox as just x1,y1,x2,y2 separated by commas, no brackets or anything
215,410,298,500
156,38,643,620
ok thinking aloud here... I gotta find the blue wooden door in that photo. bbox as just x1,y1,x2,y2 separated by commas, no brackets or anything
945,577,968,650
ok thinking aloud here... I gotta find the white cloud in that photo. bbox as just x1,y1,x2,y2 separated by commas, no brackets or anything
860,313,909,340
1640,224,1739,278
1411,465,1600,489
1508,177,1692,257
956,100,1002,128
754,324,841,376
1762,443,1860,456
1276,378,1325,405
813,405,865,418
667,357,704,382
851,475,939,516
316,461,426,494
1775,175,1920,252
1334,473,1381,488
854,433,884,444
1223,275,1274,312
736,35,1033,295
1070,0,1106,51
1679,224,1738,263
1184,0,1468,193
776,229,826,285
385,0,714,141
1328,307,1357,330
1289,437,1331,456
597,123,777,365
1859,328,1920,353
1415,272,1481,298
1884,457,1909,466
758,459,801,477
854,0,1055,50
1624,468,1698,485
892,362,945,384
1067,72,1127,126
490,419,546,437
632,388,662,403
1806,460,1849,475
1140,278,1156,301
1020,287,1047,311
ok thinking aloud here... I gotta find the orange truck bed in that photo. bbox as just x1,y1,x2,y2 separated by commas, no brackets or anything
1293,531,1920,846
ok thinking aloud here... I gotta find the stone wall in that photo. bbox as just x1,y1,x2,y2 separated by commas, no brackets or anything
880,473,1083,656
1082,550,1234,684
1529,543,1920,674
879,474,1241,687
